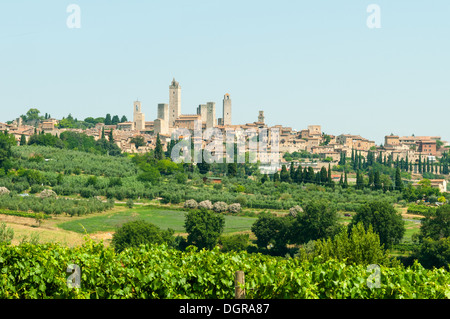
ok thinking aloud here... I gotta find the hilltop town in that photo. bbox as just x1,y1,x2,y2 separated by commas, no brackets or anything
1,78,449,182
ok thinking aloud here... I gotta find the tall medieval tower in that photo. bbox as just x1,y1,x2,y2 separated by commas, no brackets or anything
133,100,145,131
223,94,232,126
169,78,181,128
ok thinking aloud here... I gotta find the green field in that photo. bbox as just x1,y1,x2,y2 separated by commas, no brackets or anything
57,206,257,235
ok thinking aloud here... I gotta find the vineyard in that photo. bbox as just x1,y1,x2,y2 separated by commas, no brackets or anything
1,240,450,299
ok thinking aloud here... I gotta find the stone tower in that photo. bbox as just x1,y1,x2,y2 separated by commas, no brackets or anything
133,100,145,131
258,111,265,123
197,104,207,124
169,78,181,128
223,94,231,126
155,103,169,135
206,102,216,129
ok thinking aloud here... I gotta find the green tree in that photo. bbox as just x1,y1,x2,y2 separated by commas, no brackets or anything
349,200,405,248
280,164,290,183
184,209,225,250
272,171,280,182
395,167,403,191
373,170,382,190
111,115,120,125
343,171,348,189
21,108,43,123
130,136,145,148
105,113,112,125
297,222,396,266
197,161,210,175
154,133,164,160
415,237,450,270
227,163,237,177
289,162,296,181
292,200,342,244
19,134,27,146
355,170,364,190
294,164,303,183
0,131,16,173
137,164,161,184
419,204,450,241
0,222,14,244
305,167,315,184
261,173,268,184
219,234,249,252
319,167,327,185
251,213,294,255
111,220,175,253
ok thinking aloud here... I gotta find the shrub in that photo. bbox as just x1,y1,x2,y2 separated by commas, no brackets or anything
235,195,247,207
219,234,249,252
228,203,241,214
184,199,198,210
289,205,303,217
126,199,134,209
198,200,213,211
213,201,228,213
30,184,45,194
0,187,10,196
111,220,175,253
0,222,14,244
40,189,57,199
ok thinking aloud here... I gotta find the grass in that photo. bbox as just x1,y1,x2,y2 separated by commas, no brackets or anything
57,206,257,235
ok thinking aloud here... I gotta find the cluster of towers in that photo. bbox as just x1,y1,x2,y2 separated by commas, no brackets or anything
133,78,234,135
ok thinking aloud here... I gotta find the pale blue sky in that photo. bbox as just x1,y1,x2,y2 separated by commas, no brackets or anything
0,0,449,144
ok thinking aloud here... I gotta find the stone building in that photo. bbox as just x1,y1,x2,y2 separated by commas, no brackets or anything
223,94,232,126
169,78,181,128
206,102,216,129
133,100,145,131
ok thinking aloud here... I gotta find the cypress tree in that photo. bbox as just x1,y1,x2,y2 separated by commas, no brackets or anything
105,113,112,125
306,167,315,183
395,167,403,191
320,167,328,185
343,171,348,189
368,170,374,189
261,173,268,184
443,163,449,175
295,164,303,183
280,164,290,183
418,156,422,173
19,134,26,146
273,171,280,182
327,163,332,186
154,134,164,160
355,170,362,190
289,162,296,181
374,170,381,190
358,151,362,170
